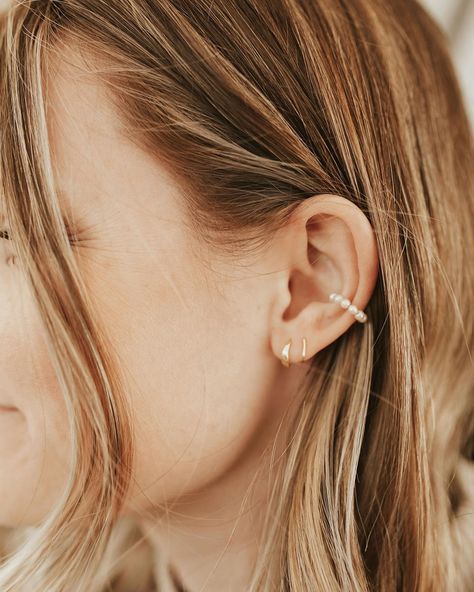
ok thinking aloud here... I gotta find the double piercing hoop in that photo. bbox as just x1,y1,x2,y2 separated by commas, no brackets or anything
280,292,368,367
280,337,306,368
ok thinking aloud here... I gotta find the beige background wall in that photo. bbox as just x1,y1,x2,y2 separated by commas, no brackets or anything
421,0,473,122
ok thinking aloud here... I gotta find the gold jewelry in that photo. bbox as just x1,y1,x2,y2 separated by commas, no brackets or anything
280,338,292,367
280,337,307,367
301,337,307,361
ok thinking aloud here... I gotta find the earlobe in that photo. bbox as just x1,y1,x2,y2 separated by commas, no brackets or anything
269,194,378,366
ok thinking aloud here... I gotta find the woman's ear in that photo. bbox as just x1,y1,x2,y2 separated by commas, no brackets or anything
269,194,379,365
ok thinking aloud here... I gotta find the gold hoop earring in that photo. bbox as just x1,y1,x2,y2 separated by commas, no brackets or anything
281,338,292,367
281,337,307,367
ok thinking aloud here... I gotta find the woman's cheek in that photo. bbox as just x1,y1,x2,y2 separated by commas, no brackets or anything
0,308,72,528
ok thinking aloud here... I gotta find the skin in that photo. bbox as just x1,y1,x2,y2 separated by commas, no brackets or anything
0,43,379,590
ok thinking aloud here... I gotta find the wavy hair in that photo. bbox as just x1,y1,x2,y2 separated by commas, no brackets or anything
0,0,473,590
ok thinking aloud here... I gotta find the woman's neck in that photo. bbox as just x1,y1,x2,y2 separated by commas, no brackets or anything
137,364,306,591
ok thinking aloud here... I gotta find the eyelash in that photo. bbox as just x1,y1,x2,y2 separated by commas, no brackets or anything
0,228,78,244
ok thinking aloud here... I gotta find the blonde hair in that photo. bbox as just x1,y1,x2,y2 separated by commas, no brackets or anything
0,0,473,590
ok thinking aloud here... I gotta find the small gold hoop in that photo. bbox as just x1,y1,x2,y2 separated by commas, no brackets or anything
301,337,307,362
281,338,292,367
281,337,307,367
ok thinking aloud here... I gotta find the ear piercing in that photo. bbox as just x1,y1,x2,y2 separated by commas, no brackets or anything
279,292,368,367
329,292,367,323
280,337,306,367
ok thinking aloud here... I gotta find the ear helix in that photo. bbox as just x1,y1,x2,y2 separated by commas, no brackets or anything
279,292,368,367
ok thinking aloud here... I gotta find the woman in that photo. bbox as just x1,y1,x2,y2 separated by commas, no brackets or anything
0,0,472,590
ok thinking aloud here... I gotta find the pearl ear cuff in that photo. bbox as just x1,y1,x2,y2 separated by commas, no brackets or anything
329,292,367,323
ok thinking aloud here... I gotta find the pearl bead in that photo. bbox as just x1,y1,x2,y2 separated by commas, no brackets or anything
329,291,368,323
